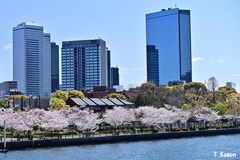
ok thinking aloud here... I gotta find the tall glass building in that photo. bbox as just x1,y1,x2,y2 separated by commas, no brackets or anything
111,67,119,88
51,42,59,92
107,49,111,88
61,39,109,91
146,8,192,86
13,22,51,98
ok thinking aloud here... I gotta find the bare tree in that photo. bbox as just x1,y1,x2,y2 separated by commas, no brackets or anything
207,77,219,103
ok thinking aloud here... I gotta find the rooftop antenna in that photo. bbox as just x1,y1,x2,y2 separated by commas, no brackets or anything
175,4,177,8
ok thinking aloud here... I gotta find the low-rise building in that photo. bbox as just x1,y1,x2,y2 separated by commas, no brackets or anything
226,82,236,89
66,97,135,112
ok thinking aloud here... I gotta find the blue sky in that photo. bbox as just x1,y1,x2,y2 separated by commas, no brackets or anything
1,0,240,90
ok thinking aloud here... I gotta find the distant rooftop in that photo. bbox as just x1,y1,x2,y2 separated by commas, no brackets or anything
18,22,40,26
13,22,43,30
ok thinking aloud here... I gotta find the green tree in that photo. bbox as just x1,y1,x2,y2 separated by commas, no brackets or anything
154,86,168,107
123,89,139,103
105,93,127,100
69,90,85,98
140,82,158,90
8,95,29,99
216,86,237,103
184,82,207,108
135,82,158,106
218,86,237,95
184,82,207,96
50,97,70,110
0,98,5,108
166,85,185,108
181,103,192,110
53,90,68,101
227,93,240,120
204,93,214,107
212,102,228,115
185,93,205,108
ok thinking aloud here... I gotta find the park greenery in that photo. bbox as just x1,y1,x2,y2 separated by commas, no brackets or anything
104,93,127,100
8,95,29,99
0,105,230,139
0,98,5,108
131,77,238,117
0,77,240,140
50,90,85,110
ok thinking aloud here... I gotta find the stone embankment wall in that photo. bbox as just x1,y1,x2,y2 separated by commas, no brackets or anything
1,128,240,150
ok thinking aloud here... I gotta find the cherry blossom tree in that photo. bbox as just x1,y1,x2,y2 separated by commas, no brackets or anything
0,108,31,132
0,108,13,129
39,109,68,131
67,107,101,133
135,106,165,130
135,106,178,130
165,104,191,127
194,107,221,123
103,107,135,134
23,108,47,130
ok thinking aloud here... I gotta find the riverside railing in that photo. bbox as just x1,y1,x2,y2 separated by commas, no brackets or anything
1,121,240,142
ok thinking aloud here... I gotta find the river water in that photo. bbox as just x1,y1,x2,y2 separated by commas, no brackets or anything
0,134,239,160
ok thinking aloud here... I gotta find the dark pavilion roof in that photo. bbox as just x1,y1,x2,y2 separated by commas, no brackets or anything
67,98,134,107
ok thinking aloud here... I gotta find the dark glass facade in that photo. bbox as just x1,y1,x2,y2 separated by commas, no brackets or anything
107,49,111,88
111,67,119,87
51,42,59,92
147,45,159,85
146,8,192,86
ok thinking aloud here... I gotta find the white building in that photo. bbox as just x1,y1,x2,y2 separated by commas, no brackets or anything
13,22,51,98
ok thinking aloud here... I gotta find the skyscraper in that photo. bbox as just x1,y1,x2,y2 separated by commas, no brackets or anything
146,8,192,86
51,42,59,92
107,49,111,88
110,67,119,88
13,22,51,98
61,39,109,91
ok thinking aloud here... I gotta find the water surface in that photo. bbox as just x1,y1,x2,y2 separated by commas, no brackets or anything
0,134,239,160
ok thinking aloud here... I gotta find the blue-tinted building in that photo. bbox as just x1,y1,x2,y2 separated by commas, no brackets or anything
110,67,119,88
51,42,59,92
226,82,236,89
13,22,51,98
61,39,108,91
146,8,192,86
107,49,111,88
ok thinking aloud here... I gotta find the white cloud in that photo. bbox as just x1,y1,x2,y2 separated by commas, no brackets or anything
119,67,143,74
4,43,12,50
192,57,204,62
216,59,224,63
131,68,143,71
232,74,240,77
120,67,130,74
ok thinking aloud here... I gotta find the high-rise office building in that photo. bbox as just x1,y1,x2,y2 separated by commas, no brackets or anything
13,22,51,98
0,81,18,93
146,8,192,86
107,49,111,88
0,81,18,99
110,67,119,88
61,39,109,91
51,42,59,92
